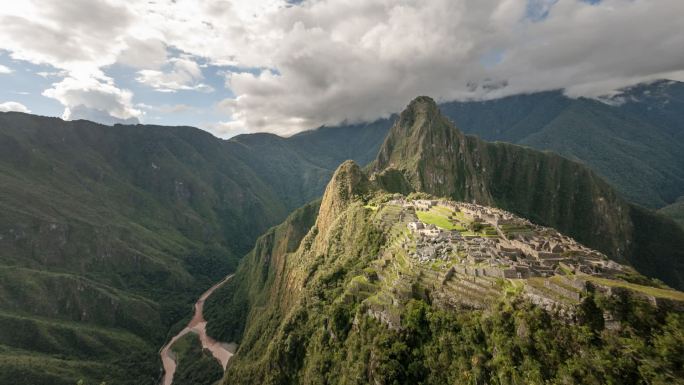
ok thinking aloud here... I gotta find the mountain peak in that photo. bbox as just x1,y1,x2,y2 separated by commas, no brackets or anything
373,96,465,196
369,96,647,271
407,95,439,111
316,160,369,235
372,96,465,194
394,96,444,137
327,160,368,199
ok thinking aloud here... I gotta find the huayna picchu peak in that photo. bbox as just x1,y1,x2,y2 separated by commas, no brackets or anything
372,96,684,291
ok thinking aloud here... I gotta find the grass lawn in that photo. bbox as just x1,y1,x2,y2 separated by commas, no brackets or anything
416,209,460,230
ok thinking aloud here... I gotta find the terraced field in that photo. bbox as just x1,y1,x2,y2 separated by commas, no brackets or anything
358,198,684,321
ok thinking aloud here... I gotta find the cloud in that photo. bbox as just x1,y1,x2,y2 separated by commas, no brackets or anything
0,0,142,124
136,57,213,92
0,64,12,74
137,102,196,114
117,37,167,69
0,0,133,70
0,101,30,113
211,0,684,135
525,0,559,22
66,105,139,125
36,70,68,78
202,120,251,138
42,74,141,124
1,0,683,134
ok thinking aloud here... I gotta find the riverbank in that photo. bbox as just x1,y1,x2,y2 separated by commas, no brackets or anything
160,275,236,385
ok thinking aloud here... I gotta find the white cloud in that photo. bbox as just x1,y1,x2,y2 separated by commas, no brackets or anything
42,74,141,124
213,0,684,135
0,0,133,71
136,57,213,92
1,0,683,134
0,64,12,74
202,120,251,138
36,70,68,78
117,37,167,69
0,101,30,113
137,102,196,114
0,0,143,124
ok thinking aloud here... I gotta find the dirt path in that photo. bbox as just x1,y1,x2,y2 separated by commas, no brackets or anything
159,275,236,385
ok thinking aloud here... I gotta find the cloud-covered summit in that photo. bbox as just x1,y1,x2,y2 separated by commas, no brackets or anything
1,0,683,135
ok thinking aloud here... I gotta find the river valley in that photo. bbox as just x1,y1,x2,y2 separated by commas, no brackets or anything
159,275,237,385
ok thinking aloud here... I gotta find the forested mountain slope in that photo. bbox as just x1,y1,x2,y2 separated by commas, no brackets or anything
659,196,684,229
440,80,684,208
206,159,684,385
0,112,385,385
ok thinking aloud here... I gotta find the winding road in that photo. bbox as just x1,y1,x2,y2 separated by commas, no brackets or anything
159,275,237,385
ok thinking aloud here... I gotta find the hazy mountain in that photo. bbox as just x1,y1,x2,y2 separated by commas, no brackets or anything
659,196,684,229
440,80,684,208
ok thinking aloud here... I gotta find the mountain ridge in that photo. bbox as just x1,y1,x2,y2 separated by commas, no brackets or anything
371,96,684,289
1,81,683,384
440,80,684,208
0,111,385,385
206,156,684,385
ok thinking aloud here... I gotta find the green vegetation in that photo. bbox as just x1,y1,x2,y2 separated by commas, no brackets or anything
171,334,222,385
0,112,385,384
371,96,684,290
210,162,684,384
585,276,684,302
204,201,322,343
659,196,684,229
256,295,684,385
440,81,684,209
415,210,460,230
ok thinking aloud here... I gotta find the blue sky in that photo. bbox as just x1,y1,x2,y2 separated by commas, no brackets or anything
0,51,63,117
1,0,682,137
0,48,238,129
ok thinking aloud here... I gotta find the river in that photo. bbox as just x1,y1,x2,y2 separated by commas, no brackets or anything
159,275,237,385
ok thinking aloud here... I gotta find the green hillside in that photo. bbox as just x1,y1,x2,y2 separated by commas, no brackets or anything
659,197,684,229
206,161,684,385
170,333,223,385
0,112,386,385
440,81,684,208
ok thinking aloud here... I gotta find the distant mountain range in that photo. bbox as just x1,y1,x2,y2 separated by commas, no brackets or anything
323,79,684,210
441,80,684,209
